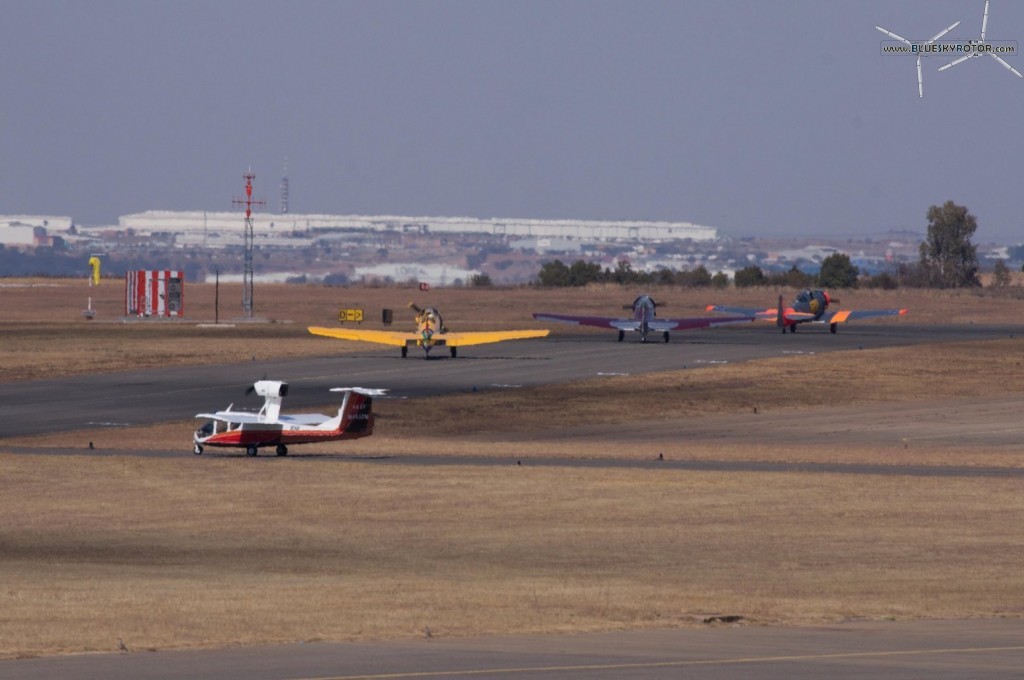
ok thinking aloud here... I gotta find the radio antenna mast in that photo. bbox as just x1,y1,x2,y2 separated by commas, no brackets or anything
233,168,265,318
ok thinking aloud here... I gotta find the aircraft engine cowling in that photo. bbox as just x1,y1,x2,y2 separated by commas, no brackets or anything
802,290,832,318
252,380,288,398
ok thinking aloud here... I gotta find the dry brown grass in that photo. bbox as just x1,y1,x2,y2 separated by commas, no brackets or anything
4,280,1024,659
3,455,1024,659
4,278,1024,381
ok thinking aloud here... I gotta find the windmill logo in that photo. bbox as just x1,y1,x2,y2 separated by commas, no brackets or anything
876,19,960,97
938,0,1022,78
876,1,1021,97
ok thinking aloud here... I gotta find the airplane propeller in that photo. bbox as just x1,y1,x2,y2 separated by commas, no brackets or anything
244,373,269,396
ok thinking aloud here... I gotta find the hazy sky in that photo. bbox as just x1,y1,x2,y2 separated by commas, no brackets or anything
2,0,1023,243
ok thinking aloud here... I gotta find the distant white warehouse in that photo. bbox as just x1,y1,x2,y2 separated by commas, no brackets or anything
116,211,717,242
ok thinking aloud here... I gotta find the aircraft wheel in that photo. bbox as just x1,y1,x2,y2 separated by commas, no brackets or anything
617,331,625,342
401,346,408,358
450,346,457,358
276,444,288,457
789,325,796,333
193,443,203,455
246,444,258,457
663,332,670,343
830,322,838,334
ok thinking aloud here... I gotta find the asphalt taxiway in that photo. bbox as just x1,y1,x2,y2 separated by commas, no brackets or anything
1,323,1019,440
4,619,1024,680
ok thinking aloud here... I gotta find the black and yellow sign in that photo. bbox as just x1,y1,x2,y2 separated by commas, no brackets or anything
338,308,364,323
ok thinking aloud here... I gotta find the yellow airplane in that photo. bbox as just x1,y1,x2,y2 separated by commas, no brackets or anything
308,303,549,358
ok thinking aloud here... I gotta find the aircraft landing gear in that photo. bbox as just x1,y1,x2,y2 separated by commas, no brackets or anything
663,332,670,343
617,330,625,342
276,444,288,457
788,325,796,333
246,444,258,457
193,443,203,455
450,346,457,358
830,322,838,334
401,346,408,358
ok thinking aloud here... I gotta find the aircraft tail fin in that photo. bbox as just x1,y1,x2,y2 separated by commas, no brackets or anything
327,387,386,436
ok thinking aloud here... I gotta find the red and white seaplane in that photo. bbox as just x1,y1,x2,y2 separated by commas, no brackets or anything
193,380,386,457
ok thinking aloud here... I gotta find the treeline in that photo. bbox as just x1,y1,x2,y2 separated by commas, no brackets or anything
537,200,1018,291
536,253,877,289
538,253,1017,291
536,259,728,288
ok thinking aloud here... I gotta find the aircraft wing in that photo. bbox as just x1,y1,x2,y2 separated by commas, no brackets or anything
655,315,756,330
822,308,908,324
194,411,265,424
532,313,629,330
441,330,549,347
308,327,416,347
705,305,775,318
278,413,332,427
534,312,752,332
309,326,548,347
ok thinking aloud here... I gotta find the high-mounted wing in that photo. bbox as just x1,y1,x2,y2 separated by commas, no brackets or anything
194,411,267,424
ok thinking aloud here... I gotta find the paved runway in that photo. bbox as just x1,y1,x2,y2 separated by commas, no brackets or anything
4,619,1024,679
1,323,1019,440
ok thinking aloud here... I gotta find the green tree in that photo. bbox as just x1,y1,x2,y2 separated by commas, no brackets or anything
991,259,1012,288
675,264,713,287
537,259,605,287
919,201,981,288
864,272,898,290
711,271,730,288
568,259,603,286
537,259,570,287
818,253,859,289
654,268,676,286
767,266,815,289
608,260,639,285
468,273,492,287
734,265,766,288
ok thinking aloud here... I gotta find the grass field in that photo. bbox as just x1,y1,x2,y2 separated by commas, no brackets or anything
2,280,1024,659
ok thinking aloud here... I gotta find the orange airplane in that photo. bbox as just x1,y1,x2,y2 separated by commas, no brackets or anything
707,289,907,334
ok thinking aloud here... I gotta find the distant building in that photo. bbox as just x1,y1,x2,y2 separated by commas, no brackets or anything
0,215,73,247
353,263,480,286
112,210,718,243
